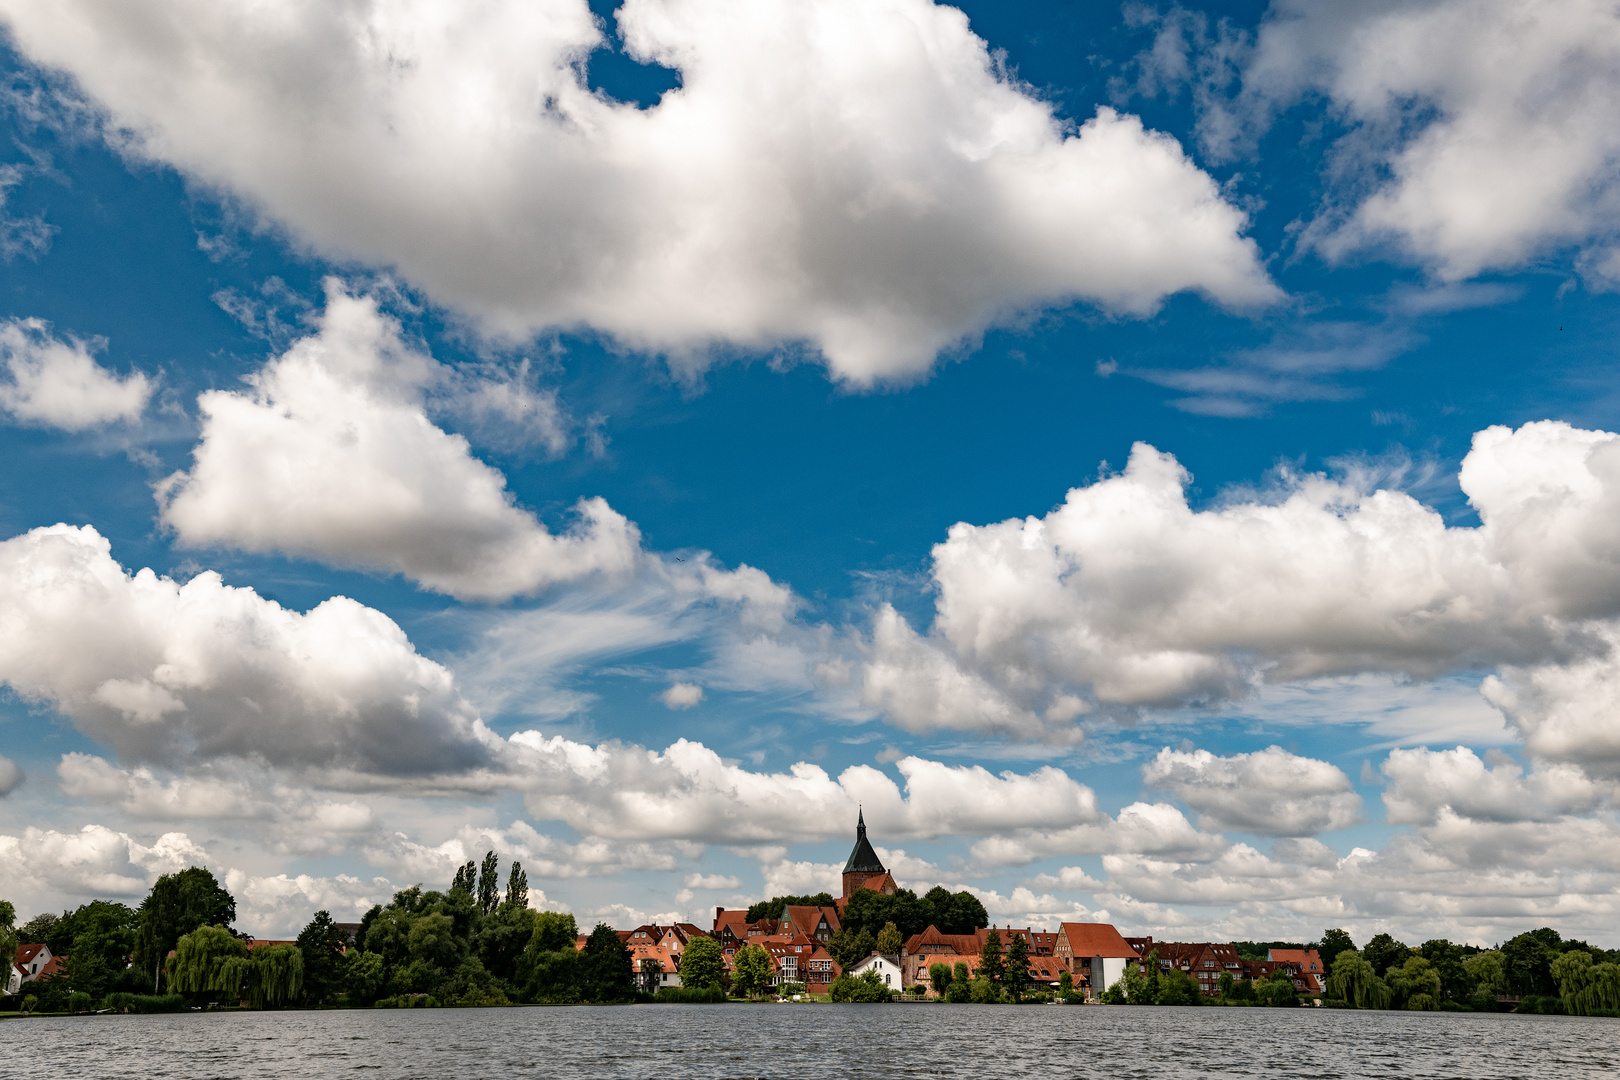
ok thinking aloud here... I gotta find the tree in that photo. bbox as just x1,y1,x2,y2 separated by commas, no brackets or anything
1059,969,1079,1003
1362,933,1410,978
579,922,635,1002
638,957,664,996
680,936,725,991
1004,932,1031,999
0,901,16,973
249,944,305,1009
1318,929,1356,971
1255,973,1297,1008
1327,950,1391,1009
530,910,580,954
745,893,836,923
1418,939,1469,1002
929,962,953,994
168,925,249,1000
875,921,904,956
342,950,386,1005
979,929,1005,985
1217,971,1235,999
1123,953,1159,1005
60,901,143,1003
475,902,537,984
1552,951,1620,1016
477,851,501,916
296,910,350,1006
944,892,989,936
969,975,1001,1003
1388,956,1440,1010
505,862,528,910
826,927,875,971
137,868,237,992
1502,928,1561,997
1158,967,1202,1006
450,860,477,895
829,968,892,1003
732,943,773,999
1463,950,1506,998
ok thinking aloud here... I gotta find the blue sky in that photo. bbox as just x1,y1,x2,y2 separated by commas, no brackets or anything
2,0,1619,946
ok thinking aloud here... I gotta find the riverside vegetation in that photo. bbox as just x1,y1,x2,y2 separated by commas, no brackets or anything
3,858,1617,1016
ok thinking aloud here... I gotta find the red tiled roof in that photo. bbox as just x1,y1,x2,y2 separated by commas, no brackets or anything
1056,922,1137,958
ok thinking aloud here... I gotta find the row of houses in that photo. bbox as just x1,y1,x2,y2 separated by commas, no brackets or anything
588,815,1327,1000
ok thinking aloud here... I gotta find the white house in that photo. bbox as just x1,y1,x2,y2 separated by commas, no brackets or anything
849,952,905,990
7,944,59,996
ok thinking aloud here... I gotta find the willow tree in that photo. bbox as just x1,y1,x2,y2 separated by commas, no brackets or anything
1553,950,1620,1016
251,944,305,1008
1326,950,1391,1009
169,925,248,999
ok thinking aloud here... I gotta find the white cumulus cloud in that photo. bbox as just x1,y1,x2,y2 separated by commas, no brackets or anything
0,522,497,776
1219,0,1620,281
0,0,1277,384
1143,745,1362,836
0,317,149,429
659,682,704,709
157,284,639,601
866,421,1620,741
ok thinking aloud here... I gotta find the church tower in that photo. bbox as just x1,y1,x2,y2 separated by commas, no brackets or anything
841,809,888,898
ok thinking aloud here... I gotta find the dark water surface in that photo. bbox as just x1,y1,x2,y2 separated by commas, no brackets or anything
21,1003,1620,1079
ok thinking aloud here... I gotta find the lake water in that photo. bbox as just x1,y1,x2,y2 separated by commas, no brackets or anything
19,1003,1620,1079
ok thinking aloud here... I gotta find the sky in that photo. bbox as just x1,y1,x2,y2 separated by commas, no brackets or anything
1,0,1619,948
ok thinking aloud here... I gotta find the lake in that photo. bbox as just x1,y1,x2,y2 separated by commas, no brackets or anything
18,1003,1620,1079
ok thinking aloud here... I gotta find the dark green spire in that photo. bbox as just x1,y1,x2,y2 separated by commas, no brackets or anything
842,809,885,874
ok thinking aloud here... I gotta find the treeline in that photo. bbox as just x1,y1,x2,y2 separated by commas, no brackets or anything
0,854,640,1012
1318,927,1620,1015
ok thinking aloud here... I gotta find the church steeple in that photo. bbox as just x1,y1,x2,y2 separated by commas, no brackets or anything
842,808,886,898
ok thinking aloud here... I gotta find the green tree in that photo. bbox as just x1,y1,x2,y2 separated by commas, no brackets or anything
969,975,1001,1003
679,935,725,991
168,925,249,1001
1362,933,1410,978
450,860,476,896
744,893,837,923
342,950,386,1005
1003,932,1031,999
944,892,989,935
1218,970,1235,999
476,851,501,915
1318,929,1356,971
828,968,893,1002
1418,939,1469,1002
1327,950,1391,1009
136,867,236,992
1501,928,1562,997
296,910,349,1006
979,929,1005,985
1464,950,1506,993
1255,973,1297,1008
875,921,904,956
579,922,634,1002
1059,969,1080,1003
16,910,56,947
1389,955,1441,1010
505,861,528,910
826,927,875,971
0,901,16,973
942,975,972,1003
1158,966,1202,1006
247,944,305,1009
929,961,953,994
732,943,773,999
475,902,537,984
1123,952,1159,1005
530,910,580,954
